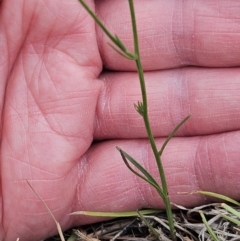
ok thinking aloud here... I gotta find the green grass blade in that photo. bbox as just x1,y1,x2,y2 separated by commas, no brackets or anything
70,209,161,217
221,203,240,218
27,180,65,241
220,213,240,226
195,191,240,206
199,211,219,241
158,115,190,156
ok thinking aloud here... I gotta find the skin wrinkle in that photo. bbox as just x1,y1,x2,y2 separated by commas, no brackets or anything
194,139,205,196
195,136,215,194
180,71,191,135
106,79,126,137
41,0,58,19
119,80,129,134
146,92,164,130
216,134,228,188
195,9,240,64
193,140,202,191
168,73,179,133
25,44,98,137
75,156,86,212
76,153,98,210
0,22,8,141
21,1,36,52
162,142,190,193
6,81,76,179
165,79,172,133
171,1,183,65
205,137,215,190
11,152,50,178
168,69,190,135
172,1,196,66
99,76,112,138
93,92,103,137
191,1,197,63
26,15,98,73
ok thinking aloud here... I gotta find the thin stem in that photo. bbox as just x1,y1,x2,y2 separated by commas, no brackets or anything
78,1,180,239
128,1,176,240
78,0,117,45
128,0,167,195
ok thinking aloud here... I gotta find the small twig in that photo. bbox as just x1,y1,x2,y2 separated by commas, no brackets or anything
109,219,136,241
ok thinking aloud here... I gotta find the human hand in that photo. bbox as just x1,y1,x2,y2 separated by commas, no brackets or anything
1,0,240,240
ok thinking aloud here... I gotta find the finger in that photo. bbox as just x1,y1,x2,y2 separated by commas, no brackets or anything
94,67,240,139
96,0,240,70
74,131,240,225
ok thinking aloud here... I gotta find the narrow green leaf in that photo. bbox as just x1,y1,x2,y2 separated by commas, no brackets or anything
116,147,165,199
114,35,127,52
78,0,130,58
221,203,240,218
220,213,240,226
199,211,219,241
137,211,160,238
159,115,190,156
125,51,138,60
108,43,136,60
195,191,240,206
70,209,161,217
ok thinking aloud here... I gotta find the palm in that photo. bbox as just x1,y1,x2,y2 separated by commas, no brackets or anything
1,0,102,240
1,1,240,241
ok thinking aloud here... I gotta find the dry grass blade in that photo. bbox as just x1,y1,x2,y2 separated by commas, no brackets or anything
26,180,65,241
56,202,240,241
74,229,100,241
109,219,136,241
137,211,160,239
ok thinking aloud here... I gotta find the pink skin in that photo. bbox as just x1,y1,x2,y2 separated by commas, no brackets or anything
0,0,240,240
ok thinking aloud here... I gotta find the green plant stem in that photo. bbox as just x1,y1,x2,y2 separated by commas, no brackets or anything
78,0,178,239
128,1,176,240
78,0,117,45
78,0,136,59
